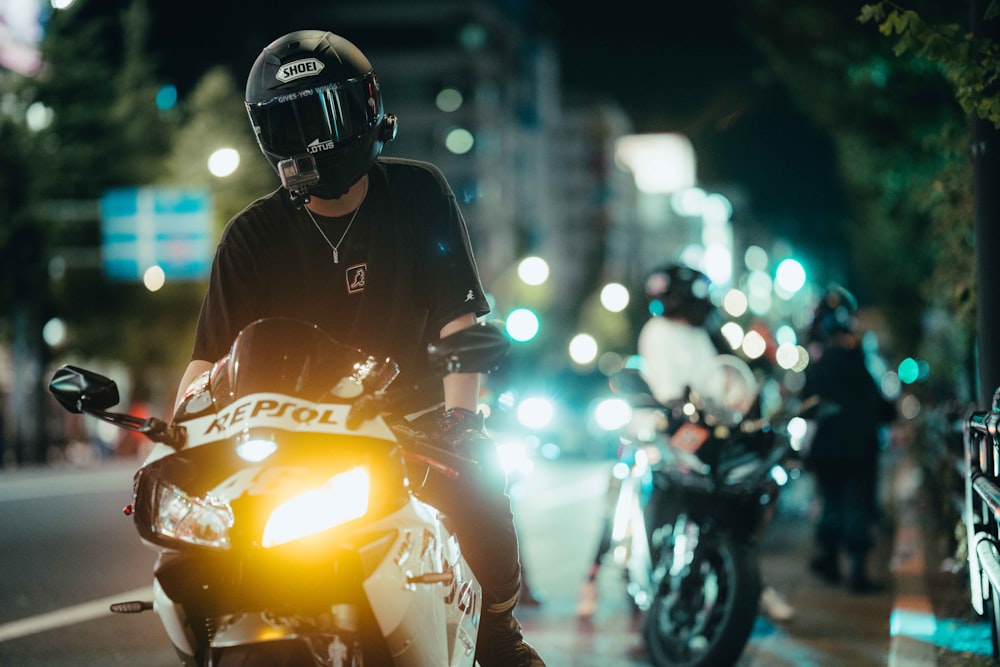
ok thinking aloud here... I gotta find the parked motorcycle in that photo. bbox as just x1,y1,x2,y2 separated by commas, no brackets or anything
47,316,510,667
600,355,804,667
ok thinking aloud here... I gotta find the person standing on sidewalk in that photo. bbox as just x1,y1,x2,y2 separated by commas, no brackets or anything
802,285,897,593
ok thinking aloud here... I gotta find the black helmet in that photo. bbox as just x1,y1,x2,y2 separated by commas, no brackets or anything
644,264,713,326
245,30,398,201
809,284,858,342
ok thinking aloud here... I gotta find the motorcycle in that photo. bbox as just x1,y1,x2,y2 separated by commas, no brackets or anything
47,316,510,667
600,355,805,667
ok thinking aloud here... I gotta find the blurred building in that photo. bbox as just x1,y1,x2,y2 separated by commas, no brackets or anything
315,0,637,322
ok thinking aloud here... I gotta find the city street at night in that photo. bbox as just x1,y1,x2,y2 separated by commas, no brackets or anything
3,1,1000,666
0,445,991,666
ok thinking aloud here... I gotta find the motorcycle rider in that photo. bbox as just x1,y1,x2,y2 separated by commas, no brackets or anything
635,264,719,404
173,30,544,666
576,264,795,621
802,285,896,593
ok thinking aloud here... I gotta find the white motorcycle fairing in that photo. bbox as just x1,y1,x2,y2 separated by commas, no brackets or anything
125,318,483,666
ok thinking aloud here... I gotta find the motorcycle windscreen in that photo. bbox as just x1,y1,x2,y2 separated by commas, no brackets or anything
214,317,399,405
690,354,759,425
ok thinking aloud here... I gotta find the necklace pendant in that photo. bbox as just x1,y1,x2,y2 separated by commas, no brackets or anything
332,248,339,263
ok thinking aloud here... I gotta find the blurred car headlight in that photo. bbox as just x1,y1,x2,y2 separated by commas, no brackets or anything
517,396,554,430
593,397,632,432
263,467,370,548
154,482,234,550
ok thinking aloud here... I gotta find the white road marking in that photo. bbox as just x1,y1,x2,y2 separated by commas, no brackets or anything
0,586,154,642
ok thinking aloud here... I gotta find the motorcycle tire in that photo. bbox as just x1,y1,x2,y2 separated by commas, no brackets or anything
642,531,761,667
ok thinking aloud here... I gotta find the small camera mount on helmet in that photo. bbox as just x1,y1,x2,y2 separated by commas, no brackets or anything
278,155,321,208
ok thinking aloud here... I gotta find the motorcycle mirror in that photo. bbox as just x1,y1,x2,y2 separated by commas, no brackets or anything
427,322,510,375
49,365,121,414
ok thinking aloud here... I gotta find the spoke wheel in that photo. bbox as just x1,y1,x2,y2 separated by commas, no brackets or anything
643,532,760,667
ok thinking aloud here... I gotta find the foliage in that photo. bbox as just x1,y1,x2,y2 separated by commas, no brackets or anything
855,1,1000,395
859,1,1000,128
30,1,185,376
110,0,172,185
741,0,966,361
161,66,277,233
0,88,38,323
32,7,122,198
0,0,288,422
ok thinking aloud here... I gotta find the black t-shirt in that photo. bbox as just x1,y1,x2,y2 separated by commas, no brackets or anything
191,157,490,385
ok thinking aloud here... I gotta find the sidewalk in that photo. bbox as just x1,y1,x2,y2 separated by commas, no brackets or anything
738,440,994,667
886,448,994,666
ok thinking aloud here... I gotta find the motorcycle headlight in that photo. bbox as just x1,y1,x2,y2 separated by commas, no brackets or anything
262,467,370,548
154,482,234,550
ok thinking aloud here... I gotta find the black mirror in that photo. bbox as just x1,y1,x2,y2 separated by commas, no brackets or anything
427,322,510,375
49,365,121,414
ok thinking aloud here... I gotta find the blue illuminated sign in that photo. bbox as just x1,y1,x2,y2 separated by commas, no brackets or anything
100,187,213,281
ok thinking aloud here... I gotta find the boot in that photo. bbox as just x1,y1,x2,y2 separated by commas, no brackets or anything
476,595,546,667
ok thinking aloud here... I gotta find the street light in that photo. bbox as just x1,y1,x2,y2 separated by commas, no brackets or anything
569,333,599,365
517,256,550,286
615,134,696,194
208,148,240,178
505,308,540,342
599,283,630,313
143,265,166,292
775,258,806,297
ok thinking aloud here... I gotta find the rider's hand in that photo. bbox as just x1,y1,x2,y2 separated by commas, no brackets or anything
410,406,484,443
439,407,485,436
410,407,505,494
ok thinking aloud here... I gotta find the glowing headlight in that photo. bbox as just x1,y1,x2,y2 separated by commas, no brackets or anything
262,467,370,548
593,397,632,432
154,482,234,550
236,438,278,462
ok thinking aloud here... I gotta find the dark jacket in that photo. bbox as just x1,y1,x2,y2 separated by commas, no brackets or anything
802,343,896,463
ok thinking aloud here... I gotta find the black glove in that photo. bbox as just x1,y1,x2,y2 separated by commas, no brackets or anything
408,407,505,494
439,407,485,437
409,406,484,444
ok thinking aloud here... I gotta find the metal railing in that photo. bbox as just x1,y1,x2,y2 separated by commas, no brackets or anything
964,394,1000,656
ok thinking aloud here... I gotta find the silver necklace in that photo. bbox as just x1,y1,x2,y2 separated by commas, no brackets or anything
303,180,368,264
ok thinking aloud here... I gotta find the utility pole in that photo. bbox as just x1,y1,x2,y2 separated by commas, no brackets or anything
973,0,1000,407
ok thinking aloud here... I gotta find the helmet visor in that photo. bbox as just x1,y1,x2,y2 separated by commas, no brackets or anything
247,72,382,160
